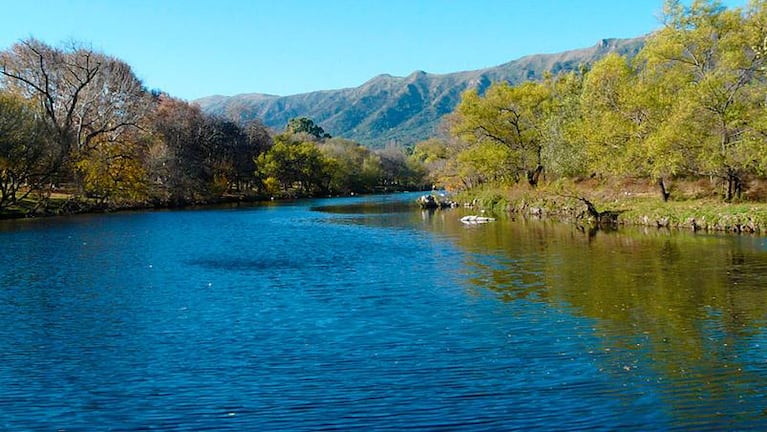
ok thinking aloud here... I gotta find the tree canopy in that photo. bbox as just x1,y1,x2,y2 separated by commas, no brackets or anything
423,0,767,202
0,36,432,216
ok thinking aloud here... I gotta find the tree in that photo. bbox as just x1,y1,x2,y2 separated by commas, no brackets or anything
375,144,427,191
0,39,150,188
542,70,589,178
286,117,331,140
412,138,451,187
454,141,517,188
320,138,380,194
255,134,330,196
641,0,766,201
580,53,683,200
199,115,253,195
0,91,56,210
451,81,551,187
243,119,273,156
149,96,210,203
74,131,149,204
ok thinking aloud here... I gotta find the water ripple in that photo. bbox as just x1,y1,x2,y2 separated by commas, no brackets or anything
1,195,767,430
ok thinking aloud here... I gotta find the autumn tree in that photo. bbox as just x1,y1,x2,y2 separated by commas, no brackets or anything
0,91,56,210
0,38,150,190
74,130,149,204
149,96,210,203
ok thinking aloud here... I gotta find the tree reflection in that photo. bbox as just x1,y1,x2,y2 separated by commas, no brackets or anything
415,212,767,425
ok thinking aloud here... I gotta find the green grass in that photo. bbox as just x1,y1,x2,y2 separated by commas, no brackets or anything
617,198,767,233
454,179,767,234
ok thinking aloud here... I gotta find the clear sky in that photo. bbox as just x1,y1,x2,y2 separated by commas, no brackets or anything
0,0,748,101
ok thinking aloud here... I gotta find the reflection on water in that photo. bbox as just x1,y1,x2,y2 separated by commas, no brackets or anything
0,193,766,430
410,209,767,429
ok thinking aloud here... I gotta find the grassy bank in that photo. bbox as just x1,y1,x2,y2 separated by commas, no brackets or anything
452,179,767,234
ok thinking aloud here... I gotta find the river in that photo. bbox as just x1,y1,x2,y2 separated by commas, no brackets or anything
1,192,766,430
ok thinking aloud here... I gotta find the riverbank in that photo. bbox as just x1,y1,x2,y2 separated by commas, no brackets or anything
0,188,425,220
0,192,267,220
452,179,767,234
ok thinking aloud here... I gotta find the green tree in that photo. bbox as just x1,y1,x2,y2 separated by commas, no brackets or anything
255,134,330,196
286,117,331,140
451,81,551,187
455,141,517,188
320,138,380,194
641,0,766,201
581,54,638,178
581,53,681,200
411,138,451,187
543,70,589,178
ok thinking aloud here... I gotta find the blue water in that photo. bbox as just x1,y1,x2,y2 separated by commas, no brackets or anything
1,193,766,430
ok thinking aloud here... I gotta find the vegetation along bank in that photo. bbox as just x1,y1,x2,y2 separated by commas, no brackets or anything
413,1,767,234
4,0,767,233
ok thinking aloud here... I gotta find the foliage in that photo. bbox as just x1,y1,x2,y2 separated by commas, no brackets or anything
542,71,589,177
0,38,428,217
411,138,452,187
74,133,149,204
428,0,767,204
254,134,428,198
451,81,550,186
255,134,330,197
640,0,767,201
0,91,56,209
320,138,380,194
375,144,419,189
286,117,331,140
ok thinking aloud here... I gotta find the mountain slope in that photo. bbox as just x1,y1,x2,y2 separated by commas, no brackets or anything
196,37,645,148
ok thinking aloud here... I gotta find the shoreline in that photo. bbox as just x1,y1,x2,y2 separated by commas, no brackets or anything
444,182,767,235
0,194,270,221
0,189,424,221
7,185,767,236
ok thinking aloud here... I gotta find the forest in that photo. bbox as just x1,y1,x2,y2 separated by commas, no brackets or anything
2,0,766,218
0,45,426,216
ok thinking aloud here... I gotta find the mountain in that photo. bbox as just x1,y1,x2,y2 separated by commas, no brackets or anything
195,37,645,148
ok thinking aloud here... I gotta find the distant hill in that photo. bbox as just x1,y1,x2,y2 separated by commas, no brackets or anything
195,37,645,148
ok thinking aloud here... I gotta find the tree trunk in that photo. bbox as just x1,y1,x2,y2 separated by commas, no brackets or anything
527,165,544,187
725,170,742,202
657,177,670,202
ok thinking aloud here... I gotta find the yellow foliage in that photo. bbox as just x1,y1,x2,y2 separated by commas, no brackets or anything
75,136,148,203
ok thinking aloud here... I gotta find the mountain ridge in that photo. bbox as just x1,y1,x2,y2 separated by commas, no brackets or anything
195,37,645,147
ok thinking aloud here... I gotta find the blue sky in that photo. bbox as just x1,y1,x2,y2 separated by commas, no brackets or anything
0,0,748,101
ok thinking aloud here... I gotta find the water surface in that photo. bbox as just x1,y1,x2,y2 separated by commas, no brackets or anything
1,193,766,430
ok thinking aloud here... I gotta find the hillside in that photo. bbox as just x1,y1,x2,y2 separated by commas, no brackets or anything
195,37,645,148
